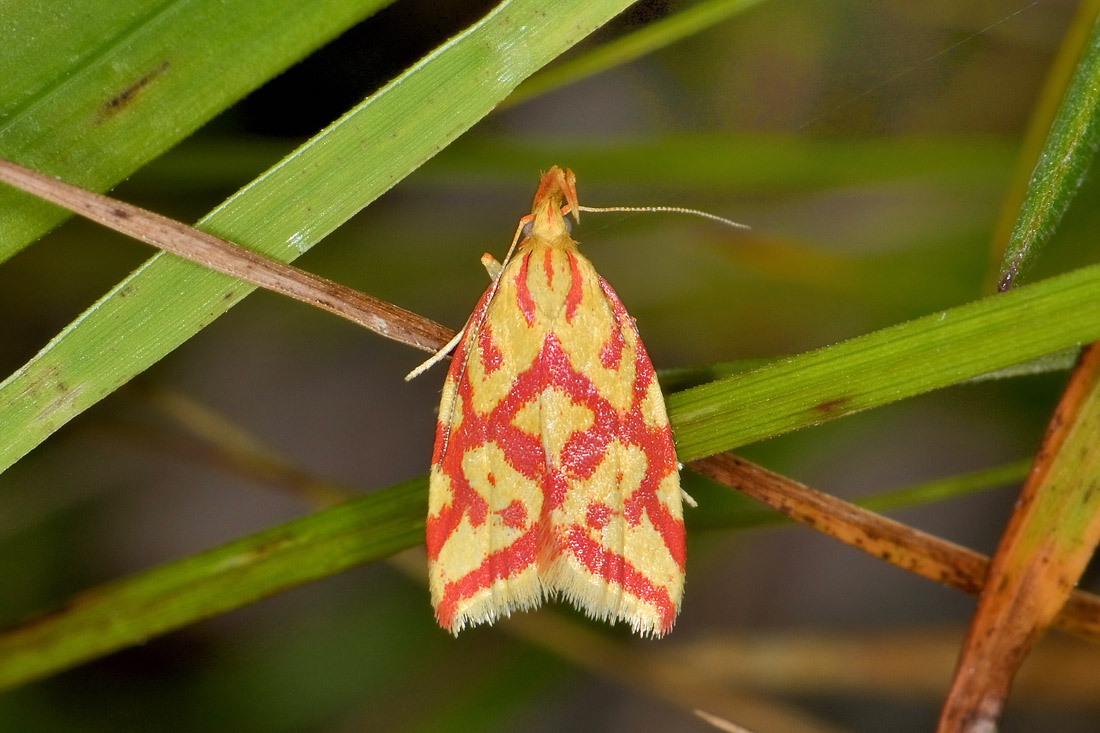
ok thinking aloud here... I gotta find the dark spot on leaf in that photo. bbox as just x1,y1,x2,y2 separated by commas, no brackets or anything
22,365,62,398
813,397,850,415
0,589,104,635
99,60,171,119
240,535,293,561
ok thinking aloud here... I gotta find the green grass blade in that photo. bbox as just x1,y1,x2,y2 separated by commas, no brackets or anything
0,478,427,691
986,2,1100,288
0,261,1094,688
0,0,392,262
506,0,768,107
0,0,635,477
423,134,1014,190
0,455,1029,690
856,459,1032,514
669,262,1100,461
996,11,1100,288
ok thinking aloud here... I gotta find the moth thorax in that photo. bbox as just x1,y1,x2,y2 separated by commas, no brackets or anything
526,232,576,254
530,199,572,241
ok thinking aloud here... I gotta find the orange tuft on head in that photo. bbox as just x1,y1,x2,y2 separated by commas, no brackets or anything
531,166,579,223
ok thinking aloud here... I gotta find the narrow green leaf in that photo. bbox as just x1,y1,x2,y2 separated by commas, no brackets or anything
669,262,1100,461
856,459,1032,514
0,0,636,477
137,134,1015,194
997,11,1100,288
424,134,1014,190
1,264,1095,688
506,0,768,107
0,478,426,691
0,0,393,262
987,1,1100,288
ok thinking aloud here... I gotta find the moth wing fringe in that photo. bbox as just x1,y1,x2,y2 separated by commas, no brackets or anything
547,570,675,638
444,573,674,637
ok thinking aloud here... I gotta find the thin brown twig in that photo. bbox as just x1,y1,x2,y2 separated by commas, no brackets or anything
0,157,455,353
688,453,1100,644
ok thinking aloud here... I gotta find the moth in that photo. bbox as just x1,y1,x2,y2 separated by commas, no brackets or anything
424,167,685,637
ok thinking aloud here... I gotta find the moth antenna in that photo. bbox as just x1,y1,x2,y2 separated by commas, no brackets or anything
421,215,530,462
576,205,750,232
405,329,464,381
405,218,527,383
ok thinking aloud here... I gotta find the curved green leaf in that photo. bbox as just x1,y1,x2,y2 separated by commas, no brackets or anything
506,0,768,107
0,478,426,690
1,261,1098,688
996,10,1100,288
670,262,1100,461
0,0,393,262
0,0,636,476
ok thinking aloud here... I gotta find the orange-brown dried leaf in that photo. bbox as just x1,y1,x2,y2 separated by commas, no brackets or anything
938,342,1100,732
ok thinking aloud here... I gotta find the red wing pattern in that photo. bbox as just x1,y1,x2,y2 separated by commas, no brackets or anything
426,228,685,637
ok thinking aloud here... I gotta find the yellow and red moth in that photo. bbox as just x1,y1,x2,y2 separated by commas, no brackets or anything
426,167,685,637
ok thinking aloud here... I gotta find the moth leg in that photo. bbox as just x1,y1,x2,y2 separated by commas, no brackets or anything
480,253,503,281
404,329,465,381
674,462,697,506
680,488,698,508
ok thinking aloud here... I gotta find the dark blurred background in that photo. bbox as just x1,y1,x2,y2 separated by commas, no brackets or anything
2,0,1098,730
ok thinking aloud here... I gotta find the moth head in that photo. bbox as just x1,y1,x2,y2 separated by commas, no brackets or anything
528,166,579,241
